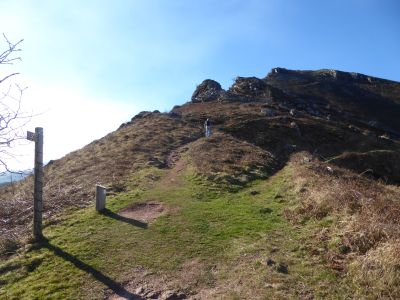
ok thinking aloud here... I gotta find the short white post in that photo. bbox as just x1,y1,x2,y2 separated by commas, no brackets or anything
95,185,107,212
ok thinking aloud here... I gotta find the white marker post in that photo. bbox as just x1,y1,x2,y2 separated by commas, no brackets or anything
95,185,107,212
27,127,44,240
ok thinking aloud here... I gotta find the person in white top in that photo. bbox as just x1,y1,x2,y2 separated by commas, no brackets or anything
204,118,211,137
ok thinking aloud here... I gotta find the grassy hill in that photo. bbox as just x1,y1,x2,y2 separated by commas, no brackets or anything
1,68,400,299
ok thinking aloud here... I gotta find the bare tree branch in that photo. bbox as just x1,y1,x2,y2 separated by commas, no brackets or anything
0,33,23,65
0,33,29,172
0,73,20,85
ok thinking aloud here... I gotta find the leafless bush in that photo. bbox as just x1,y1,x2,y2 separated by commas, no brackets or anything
0,34,30,173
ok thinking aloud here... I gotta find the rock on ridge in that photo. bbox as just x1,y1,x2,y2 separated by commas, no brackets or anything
265,67,395,85
191,76,287,103
228,76,268,96
191,79,224,103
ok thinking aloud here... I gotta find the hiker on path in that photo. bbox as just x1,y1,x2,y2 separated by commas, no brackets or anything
204,118,211,137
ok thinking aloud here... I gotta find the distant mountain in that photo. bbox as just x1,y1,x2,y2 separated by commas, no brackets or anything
0,170,31,186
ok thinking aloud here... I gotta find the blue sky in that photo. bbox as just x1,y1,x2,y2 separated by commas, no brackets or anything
0,0,399,170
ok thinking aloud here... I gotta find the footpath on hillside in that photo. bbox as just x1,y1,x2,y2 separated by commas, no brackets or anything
0,146,352,299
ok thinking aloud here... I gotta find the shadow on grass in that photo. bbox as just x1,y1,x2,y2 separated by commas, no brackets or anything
101,209,148,229
40,238,143,300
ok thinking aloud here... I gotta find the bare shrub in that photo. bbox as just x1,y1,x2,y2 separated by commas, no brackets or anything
0,234,20,257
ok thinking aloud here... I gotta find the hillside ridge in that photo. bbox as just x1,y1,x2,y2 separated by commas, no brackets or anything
190,67,400,136
1,67,400,299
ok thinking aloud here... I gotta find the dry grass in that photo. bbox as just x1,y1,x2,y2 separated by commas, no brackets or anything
287,151,400,297
2,97,400,297
187,132,277,186
172,101,271,126
0,112,201,256
1,102,279,255
328,150,400,183
348,241,400,299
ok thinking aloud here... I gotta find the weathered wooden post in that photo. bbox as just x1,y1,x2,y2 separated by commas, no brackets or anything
95,185,106,212
27,127,44,240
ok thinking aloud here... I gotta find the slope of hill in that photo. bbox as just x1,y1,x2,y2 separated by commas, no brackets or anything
265,68,400,136
1,68,400,299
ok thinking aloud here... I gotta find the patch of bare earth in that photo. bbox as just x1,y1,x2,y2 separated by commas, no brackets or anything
119,201,166,223
107,259,207,300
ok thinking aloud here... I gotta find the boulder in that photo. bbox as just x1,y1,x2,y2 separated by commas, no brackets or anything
191,79,223,103
229,76,268,96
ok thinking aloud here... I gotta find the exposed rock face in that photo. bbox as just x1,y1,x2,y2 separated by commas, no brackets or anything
225,76,288,102
190,76,288,104
229,76,269,96
191,79,223,103
265,67,400,136
267,67,378,85
188,67,400,137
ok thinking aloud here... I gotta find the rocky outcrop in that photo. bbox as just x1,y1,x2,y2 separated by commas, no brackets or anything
265,67,400,135
190,76,288,104
226,76,289,102
266,67,398,86
228,76,269,97
188,68,400,137
191,79,224,103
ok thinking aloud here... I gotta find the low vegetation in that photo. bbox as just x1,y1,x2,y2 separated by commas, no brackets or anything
2,146,400,298
1,68,400,298
287,152,400,299
0,113,201,253
0,160,345,299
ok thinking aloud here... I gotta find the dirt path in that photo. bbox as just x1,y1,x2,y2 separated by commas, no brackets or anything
162,146,191,187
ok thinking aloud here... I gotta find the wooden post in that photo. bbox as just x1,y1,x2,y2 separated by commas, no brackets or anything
95,185,106,212
33,127,44,240
28,128,44,240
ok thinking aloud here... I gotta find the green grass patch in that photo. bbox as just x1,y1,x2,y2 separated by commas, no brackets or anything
0,165,349,299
